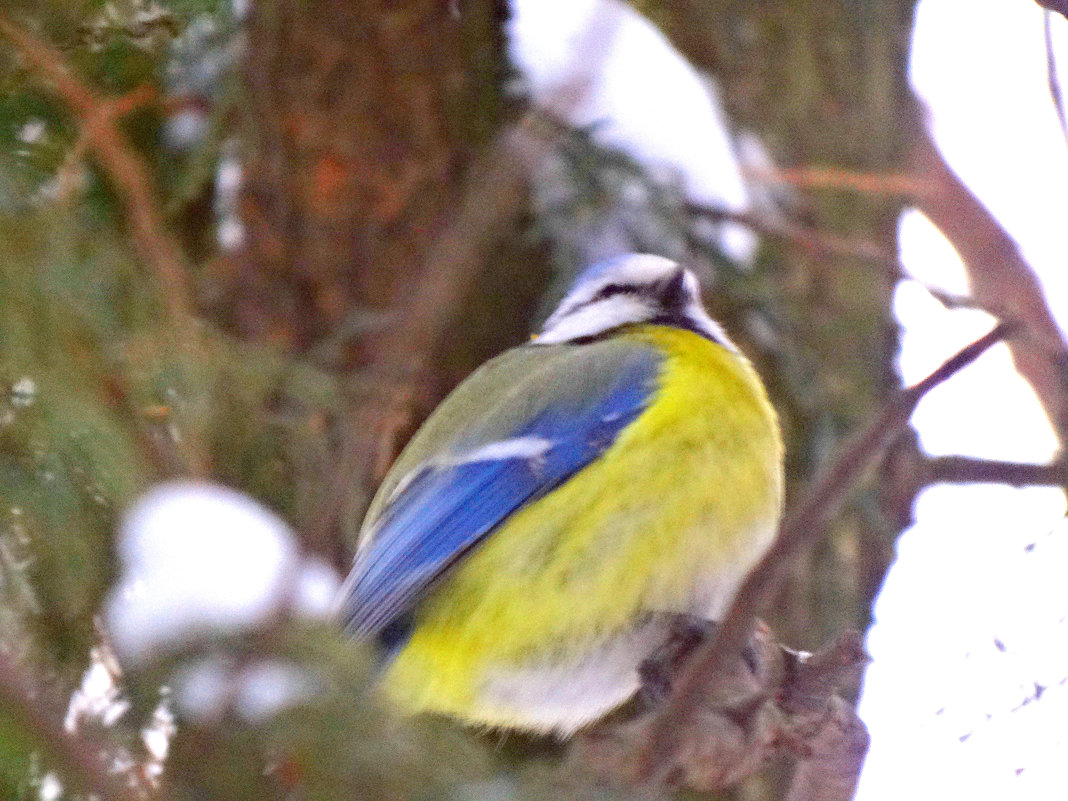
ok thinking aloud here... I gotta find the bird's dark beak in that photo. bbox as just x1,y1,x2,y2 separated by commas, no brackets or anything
658,268,688,308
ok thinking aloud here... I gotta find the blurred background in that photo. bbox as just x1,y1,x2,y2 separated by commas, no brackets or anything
0,0,1066,799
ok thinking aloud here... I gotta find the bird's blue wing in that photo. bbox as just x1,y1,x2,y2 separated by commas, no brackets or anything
340,345,660,639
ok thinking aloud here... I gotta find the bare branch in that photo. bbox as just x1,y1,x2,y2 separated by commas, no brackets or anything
0,14,196,343
909,125,1068,443
1035,0,1068,22
687,201,994,315
736,117,1068,448
924,454,1068,488
742,165,931,196
1045,11,1068,149
688,202,899,266
783,697,870,801
776,631,870,716
573,627,870,796
631,323,1012,784
0,651,146,801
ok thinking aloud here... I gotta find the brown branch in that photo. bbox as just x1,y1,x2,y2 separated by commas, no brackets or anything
1046,11,1068,149
688,202,899,267
742,165,932,197
783,697,870,801
0,651,146,801
1035,0,1068,21
729,129,1068,445
924,454,1068,488
0,14,196,342
776,631,870,717
731,124,1068,448
574,627,870,796
909,124,1068,443
632,322,1012,784
886,435,1068,512
687,201,1002,318
54,85,157,202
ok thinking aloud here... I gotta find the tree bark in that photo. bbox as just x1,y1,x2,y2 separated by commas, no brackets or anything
235,0,514,352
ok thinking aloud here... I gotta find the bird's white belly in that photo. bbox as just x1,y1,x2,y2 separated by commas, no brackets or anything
478,620,666,736
475,516,778,736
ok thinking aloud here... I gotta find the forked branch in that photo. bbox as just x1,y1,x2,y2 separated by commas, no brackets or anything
625,323,1012,788
0,13,196,342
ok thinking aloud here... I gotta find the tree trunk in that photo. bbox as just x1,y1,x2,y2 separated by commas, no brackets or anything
235,0,511,352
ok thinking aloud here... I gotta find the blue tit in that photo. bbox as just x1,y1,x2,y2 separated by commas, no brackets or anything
338,253,783,736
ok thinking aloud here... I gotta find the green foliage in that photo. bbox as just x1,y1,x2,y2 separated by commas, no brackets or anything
0,212,147,661
0,715,37,801
0,1,353,777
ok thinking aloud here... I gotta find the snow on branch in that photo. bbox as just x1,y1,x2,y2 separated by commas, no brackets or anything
0,651,149,801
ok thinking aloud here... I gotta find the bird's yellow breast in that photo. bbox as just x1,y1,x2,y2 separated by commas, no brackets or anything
381,325,783,727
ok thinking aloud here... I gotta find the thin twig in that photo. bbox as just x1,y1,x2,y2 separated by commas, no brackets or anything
910,125,1068,442
688,201,1001,316
688,202,898,266
0,14,196,342
54,129,92,202
54,85,157,202
633,323,1013,784
742,165,931,197
0,651,145,801
924,454,1068,488
1045,10,1068,149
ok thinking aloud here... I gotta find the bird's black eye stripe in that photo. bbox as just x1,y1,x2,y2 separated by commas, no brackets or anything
580,282,644,307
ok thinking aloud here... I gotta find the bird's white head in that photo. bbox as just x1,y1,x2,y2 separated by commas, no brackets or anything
535,254,734,348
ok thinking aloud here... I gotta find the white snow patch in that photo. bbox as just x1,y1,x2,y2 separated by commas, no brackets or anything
38,773,62,801
292,557,343,619
10,376,37,408
172,656,318,723
141,694,177,784
172,657,232,722
105,482,341,665
509,0,755,261
18,119,46,145
64,643,129,733
235,660,318,722
164,109,209,149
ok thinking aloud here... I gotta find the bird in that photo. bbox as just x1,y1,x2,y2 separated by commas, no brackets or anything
337,253,783,737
